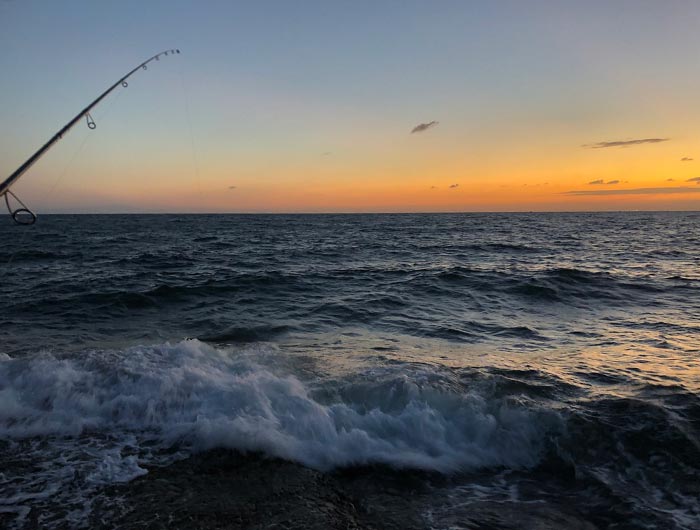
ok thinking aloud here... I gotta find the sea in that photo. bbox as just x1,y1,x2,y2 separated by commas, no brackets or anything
0,212,698,529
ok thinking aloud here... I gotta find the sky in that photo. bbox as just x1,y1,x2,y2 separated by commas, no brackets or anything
1,0,700,213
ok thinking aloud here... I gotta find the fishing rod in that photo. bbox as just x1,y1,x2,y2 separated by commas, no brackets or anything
0,49,180,225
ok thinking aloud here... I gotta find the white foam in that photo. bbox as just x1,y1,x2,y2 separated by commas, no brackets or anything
84,448,148,485
0,339,560,473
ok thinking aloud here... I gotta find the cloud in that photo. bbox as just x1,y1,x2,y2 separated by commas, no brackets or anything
588,179,620,185
667,178,675,182
449,183,459,189
430,186,437,189
686,177,700,182
322,152,331,156
584,138,669,149
564,187,700,196
681,157,694,162
228,185,237,190
411,121,439,134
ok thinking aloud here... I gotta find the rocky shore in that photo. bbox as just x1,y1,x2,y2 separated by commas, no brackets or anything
86,449,431,530
74,448,599,530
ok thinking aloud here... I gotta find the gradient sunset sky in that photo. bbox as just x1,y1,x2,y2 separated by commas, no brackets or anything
1,0,700,213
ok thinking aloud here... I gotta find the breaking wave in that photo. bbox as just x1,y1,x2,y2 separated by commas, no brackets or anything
0,340,560,474
0,340,571,528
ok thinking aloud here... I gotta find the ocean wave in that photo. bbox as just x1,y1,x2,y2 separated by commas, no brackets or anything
0,340,559,473
508,282,561,301
412,242,542,254
0,249,82,262
198,324,294,343
427,322,549,342
4,271,312,316
114,251,197,268
501,267,672,305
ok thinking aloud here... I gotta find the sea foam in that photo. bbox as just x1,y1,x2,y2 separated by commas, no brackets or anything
0,340,560,474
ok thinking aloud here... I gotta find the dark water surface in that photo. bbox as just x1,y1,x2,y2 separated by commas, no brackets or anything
1,213,699,528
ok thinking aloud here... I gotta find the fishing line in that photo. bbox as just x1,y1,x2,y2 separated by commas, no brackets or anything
179,63,202,200
3,79,125,272
0,49,181,224
1,50,181,276
44,88,125,200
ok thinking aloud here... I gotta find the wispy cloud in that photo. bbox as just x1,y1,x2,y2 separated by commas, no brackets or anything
681,157,694,162
449,183,459,189
411,121,439,134
588,179,619,185
686,177,700,182
667,178,675,182
584,138,669,149
564,187,700,196
228,185,237,190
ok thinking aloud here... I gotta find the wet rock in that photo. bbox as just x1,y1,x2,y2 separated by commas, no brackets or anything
88,450,373,529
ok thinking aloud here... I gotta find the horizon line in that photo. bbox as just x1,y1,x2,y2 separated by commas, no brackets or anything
30,209,700,216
